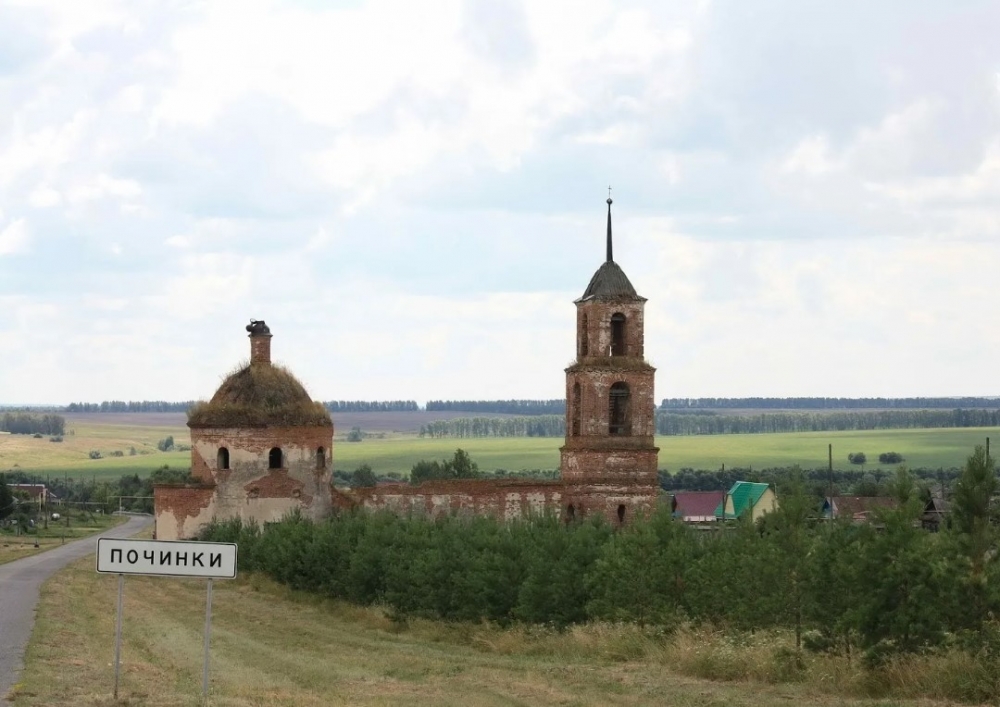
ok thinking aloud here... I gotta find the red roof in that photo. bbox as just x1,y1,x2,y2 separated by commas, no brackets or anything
672,491,725,519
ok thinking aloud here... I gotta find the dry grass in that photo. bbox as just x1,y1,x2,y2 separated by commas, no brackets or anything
7,565,970,707
188,361,331,429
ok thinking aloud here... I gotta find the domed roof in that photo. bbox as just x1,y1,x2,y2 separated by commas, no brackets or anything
187,362,332,429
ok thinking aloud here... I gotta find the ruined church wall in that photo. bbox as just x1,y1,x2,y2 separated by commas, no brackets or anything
347,478,566,522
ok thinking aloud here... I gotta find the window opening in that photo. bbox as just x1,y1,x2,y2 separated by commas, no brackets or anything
610,313,626,356
580,313,589,357
617,504,626,524
609,382,631,435
566,504,576,522
217,447,230,470
316,446,326,469
268,447,282,469
572,383,581,436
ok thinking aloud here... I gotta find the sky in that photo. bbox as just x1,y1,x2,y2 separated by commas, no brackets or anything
1,0,1000,405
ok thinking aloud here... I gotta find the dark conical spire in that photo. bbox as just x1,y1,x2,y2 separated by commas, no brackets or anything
606,195,613,262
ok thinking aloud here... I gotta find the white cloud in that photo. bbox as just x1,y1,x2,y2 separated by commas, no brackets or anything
0,218,29,255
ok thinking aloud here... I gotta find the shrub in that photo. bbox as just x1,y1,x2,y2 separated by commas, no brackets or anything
88,450,102,459
879,452,904,464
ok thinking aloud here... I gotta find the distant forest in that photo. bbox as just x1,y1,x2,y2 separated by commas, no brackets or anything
426,400,566,415
323,401,419,412
0,412,65,435
661,397,1000,409
5,397,1000,418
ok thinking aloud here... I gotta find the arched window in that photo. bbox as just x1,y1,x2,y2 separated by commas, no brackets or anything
316,446,326,469
610,313,626,356
268,447,282,469
617,504,626,524
217,447,230,470
571,383,581,436
609,382,630,435
580,313,589,357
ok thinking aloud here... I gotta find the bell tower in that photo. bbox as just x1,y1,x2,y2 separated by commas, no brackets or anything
560,196,660,524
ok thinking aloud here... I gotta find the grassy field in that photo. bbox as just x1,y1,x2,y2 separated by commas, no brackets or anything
3,412,996,478
0,511,126,565
7,558,972,707
335,427,997,475
0,415,189,479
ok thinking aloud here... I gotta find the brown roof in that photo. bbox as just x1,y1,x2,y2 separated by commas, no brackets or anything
829,496,897,520
672,491,725,519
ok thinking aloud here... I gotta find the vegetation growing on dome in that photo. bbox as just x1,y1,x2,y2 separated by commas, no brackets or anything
187,361,332,428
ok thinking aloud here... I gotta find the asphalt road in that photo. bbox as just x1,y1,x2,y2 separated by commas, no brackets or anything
0,514,153,699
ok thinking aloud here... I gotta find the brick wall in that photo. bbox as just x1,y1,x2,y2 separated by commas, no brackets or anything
345,478,566,523
153,484,216,540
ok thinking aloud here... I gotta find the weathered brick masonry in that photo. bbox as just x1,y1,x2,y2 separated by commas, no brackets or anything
154,321,334,540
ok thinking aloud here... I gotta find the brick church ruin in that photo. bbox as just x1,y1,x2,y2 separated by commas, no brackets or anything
153,199,660,539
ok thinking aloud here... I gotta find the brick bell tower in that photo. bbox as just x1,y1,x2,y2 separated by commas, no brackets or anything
560,196,660,524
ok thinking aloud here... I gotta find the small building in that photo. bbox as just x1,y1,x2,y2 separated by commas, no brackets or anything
715,481,777,522
822,496,897,523
8,483,52,508
153,321,333,540
922,496,950,531
671,491,725,523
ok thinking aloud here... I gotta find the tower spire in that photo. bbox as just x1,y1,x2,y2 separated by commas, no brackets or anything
606,187,613,262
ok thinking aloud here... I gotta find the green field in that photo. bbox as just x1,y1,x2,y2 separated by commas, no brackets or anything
3,415,996,479
336,427,997,474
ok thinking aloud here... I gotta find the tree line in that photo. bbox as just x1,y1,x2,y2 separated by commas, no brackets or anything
0,467,192,516
324,400,419,412
65,401,195,412
661,396,1000,410
0,412,65,435
656,408,1000,435
426,400,566,415
200,448,1000,688
420,416,565,438
415,408,1000,439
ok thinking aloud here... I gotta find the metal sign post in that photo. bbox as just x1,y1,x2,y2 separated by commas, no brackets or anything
97,538,237,703
203,579,213,700
114,574,124,701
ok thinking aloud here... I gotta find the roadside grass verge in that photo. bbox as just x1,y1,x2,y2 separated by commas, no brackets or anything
7,562,972,707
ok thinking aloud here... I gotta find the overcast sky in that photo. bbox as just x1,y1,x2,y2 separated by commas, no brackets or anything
1,0,999,405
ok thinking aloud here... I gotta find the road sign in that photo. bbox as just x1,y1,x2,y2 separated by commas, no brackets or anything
96,537,238,701
96,538,237,579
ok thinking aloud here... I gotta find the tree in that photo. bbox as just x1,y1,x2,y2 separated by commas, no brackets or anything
949,445,998,636
879,452,904,464
156,435,175,452
347,427,364,442
0,479,14,521
351,464,377,488
410,460,443,484
847,452,867,466
444,449,479,479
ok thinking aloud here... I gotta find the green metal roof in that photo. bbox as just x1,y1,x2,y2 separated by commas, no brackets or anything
714,481,771,519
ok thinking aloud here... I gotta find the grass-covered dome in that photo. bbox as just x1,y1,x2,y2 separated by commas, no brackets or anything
187,361,332,429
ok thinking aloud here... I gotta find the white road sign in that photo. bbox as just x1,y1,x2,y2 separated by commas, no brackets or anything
96,538,237,579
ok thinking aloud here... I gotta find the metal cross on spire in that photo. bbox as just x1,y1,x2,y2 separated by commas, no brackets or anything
606,186,614,262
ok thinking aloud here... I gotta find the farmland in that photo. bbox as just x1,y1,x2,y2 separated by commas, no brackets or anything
1,411,996,479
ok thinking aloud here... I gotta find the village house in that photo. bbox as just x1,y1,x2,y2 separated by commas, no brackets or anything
821,495,897,523
671,491,724,523
715,481,778,521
